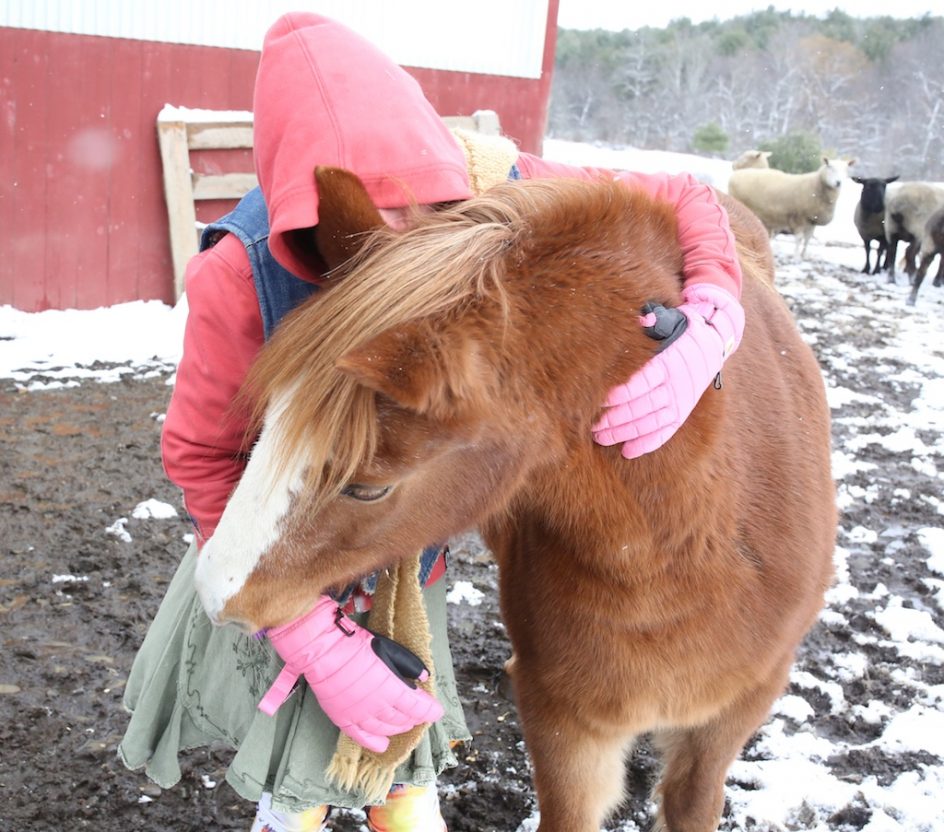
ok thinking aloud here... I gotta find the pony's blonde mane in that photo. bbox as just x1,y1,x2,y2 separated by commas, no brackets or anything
245,181,568,511
243,178,767,513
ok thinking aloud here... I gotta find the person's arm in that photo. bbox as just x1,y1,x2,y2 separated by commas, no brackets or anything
516,154,741,297
516,153,745,458
161,234,264,544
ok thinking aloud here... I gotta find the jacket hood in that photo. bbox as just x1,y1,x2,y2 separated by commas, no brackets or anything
253,12,472,280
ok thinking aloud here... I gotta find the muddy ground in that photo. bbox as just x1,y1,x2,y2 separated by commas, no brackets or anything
1,248,942,831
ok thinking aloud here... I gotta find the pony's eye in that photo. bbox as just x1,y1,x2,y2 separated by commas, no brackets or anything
341,483,393,502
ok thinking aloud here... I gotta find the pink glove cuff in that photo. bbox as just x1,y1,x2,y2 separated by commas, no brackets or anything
258,665,302,716
265,595,337,640
257,594,443,753
257,596,338,715
680,282,745,358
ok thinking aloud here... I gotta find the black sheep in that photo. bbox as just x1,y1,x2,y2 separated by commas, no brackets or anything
852,175,899,274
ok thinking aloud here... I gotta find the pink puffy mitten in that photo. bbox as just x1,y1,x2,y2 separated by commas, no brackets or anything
592,282,745,459
258,596,443,753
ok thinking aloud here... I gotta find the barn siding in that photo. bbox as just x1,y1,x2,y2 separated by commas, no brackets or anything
1,6,557,311
409,0,559,167
0,28,260,311
1,0,550,79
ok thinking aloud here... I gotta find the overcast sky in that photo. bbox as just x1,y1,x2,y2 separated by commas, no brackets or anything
556,0,938,30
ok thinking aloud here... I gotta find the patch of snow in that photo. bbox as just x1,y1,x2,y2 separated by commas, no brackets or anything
447,580,485,606
131,499,179,520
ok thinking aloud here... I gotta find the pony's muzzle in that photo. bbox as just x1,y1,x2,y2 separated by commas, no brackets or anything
194,581,255,632
193,544,242,628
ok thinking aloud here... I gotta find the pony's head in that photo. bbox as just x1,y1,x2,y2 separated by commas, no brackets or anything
195,168,686,632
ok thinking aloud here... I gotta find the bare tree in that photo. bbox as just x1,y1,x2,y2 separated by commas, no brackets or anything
549,13,944,179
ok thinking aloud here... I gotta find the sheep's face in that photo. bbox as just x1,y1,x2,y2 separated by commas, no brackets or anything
822,158,854,190
852,175,900,214
855,179,890,214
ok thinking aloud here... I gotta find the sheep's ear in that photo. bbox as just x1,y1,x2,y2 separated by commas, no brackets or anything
822,156,830,166
851,176,864,185
847,158,857,167
886,175,900,184
762,151,772,159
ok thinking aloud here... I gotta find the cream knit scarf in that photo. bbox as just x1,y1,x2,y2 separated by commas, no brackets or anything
450,127,520,196
326,551,434,803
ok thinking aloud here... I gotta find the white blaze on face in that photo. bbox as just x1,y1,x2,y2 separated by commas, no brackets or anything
194,389,308,623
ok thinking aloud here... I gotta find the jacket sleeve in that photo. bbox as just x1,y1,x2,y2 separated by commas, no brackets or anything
161,234,264,544
515,153,742,298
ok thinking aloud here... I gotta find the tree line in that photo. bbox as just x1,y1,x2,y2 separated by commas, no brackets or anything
548,8,944,179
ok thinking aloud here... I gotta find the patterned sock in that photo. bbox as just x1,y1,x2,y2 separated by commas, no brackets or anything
250,791,328,832
366,783,447,832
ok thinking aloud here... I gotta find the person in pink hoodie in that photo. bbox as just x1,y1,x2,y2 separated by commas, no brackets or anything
120,12,744,832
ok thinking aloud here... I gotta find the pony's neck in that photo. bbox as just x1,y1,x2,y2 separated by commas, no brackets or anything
489,211,716,569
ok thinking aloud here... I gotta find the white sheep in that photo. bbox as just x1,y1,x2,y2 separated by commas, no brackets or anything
882,181,944,282
728,157,855,258
731,149,772,170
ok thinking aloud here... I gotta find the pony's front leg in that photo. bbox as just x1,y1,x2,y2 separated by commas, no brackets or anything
651,658,791,832
510,666,634,832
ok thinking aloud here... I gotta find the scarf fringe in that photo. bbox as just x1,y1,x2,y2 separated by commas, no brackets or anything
325,551,435,803
325,742,397,804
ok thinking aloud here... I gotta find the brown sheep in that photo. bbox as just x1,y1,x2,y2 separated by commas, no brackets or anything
883,182,944,282
909,205,944,306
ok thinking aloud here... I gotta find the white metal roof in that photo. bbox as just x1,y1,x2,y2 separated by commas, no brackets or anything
1,0,550,79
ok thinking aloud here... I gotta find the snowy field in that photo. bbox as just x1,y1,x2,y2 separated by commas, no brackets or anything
2,143,943,831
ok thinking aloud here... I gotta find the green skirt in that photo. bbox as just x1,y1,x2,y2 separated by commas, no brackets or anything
118,543,470,813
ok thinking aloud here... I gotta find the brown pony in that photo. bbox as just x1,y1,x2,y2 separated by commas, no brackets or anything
194,167,835,832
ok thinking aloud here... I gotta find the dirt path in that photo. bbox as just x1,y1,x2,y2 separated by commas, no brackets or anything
0,371,531,831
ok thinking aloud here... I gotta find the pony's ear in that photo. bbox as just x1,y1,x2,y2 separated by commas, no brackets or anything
313,166,386,271
337,321,486,420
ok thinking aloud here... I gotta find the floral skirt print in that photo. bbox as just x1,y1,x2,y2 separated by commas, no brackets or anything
119,543,470,813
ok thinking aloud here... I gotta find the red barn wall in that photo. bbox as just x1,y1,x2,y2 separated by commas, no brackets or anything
1,17,556,311
1,28,259,311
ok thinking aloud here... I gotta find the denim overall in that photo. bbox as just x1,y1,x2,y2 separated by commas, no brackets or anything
201,188,442,592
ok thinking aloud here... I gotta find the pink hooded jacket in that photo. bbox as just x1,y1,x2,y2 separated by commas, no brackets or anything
162,12,742,543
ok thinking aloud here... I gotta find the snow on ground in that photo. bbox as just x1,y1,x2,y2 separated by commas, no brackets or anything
0,297,186,389
2,143,943,831
712,235,944,832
